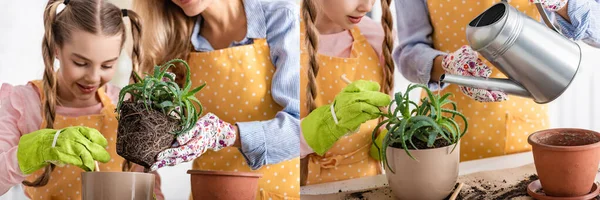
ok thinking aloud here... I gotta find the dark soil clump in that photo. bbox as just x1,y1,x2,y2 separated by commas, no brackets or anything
116,102,178,168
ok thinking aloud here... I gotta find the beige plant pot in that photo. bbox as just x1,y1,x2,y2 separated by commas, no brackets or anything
385,143,460,200
81,172,155,200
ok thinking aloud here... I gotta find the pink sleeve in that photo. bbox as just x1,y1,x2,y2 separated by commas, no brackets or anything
0,83,43,195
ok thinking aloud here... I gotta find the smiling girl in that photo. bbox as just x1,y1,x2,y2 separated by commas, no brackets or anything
0,0,163,199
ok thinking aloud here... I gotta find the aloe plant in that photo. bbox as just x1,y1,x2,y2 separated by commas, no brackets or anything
372,84,468,173
116,58,206,136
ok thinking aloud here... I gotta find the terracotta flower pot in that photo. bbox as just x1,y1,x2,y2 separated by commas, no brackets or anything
528,128,600,197
188,170,262,200
385,143,460,200
81,172,155,200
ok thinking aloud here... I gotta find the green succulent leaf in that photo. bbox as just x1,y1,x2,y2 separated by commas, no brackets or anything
371,83,468,169
115,59,206,136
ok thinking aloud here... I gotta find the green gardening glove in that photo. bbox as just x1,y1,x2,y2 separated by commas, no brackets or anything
302,80,391,156
17,126,111,174
370,129,388,161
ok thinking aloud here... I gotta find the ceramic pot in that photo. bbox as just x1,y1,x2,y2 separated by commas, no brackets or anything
528,128,600,197
385,143,460,200
81,172,155,200
188,170,262,200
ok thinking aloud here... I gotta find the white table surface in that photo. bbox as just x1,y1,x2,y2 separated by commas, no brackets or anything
1,151,595,199
301,151,535,196
301,151,600,199
301,151,600,200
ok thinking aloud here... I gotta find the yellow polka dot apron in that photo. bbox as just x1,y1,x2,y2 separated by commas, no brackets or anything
426,0,550,161
299,25,383,185
188,38,300,200
24,80,123,200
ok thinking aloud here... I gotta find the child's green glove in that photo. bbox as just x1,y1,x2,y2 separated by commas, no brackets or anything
17,126,111,174
301,80,391,156
370,129,388,161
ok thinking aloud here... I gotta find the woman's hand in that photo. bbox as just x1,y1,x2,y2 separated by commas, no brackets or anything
442,45,508,102
150,113,236,171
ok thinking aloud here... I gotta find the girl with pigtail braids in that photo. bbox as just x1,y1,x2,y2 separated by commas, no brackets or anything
0,0,163,199
299,0,396,185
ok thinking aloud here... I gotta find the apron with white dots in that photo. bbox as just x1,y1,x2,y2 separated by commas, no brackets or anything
23,80,123,200
188,38,300,200
425,0,550,161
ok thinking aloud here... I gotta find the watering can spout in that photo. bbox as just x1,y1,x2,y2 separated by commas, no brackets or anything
440,74,532,98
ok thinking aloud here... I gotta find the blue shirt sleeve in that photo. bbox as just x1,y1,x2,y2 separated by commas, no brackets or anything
236,1,300,170
392,0,449,90
555,0,600,47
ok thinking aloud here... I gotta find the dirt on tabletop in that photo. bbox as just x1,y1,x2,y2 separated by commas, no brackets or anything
342,164,600,200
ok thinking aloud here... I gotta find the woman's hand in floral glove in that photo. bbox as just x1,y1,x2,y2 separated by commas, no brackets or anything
443,45,508,102
150,113,236,171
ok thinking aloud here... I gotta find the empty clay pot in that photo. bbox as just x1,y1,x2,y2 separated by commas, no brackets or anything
528,128,600,197
385,143,460,200
81,172,155,200
188,170,262,200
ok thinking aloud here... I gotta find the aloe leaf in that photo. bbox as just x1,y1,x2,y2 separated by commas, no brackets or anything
442,108,468,137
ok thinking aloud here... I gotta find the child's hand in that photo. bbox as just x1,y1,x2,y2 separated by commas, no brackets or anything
17,126,111,174
443,45,508,102
530,0,568,11
301,80,391,156
150,113,236,171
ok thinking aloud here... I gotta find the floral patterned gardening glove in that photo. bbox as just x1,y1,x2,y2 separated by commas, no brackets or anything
150,113,237,171
530,0,568,12
443,45,508,102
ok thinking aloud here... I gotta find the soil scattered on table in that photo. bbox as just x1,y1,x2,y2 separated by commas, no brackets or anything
341,174,600,199
344,187,394,200
443,174,537,200
443,174,600,200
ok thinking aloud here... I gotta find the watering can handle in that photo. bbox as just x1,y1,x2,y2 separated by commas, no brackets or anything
501,0,561,33
535,3,562,33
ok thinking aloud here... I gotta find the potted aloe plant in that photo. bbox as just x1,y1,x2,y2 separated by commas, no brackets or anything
115,58,205,169
81,59,204,200
372,84,468,200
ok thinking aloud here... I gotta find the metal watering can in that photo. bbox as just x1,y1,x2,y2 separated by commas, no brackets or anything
440,1,582,104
